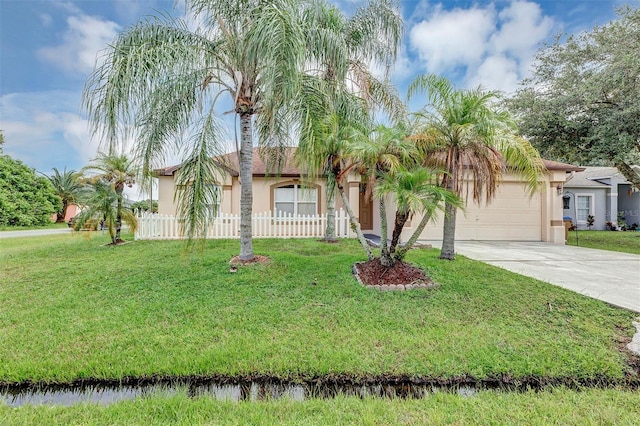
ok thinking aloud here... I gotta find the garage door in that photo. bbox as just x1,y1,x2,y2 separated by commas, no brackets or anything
417,182,543,241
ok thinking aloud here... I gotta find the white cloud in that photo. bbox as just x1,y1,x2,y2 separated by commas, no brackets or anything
0,91,99,172
489,1,553,73
410,5,496,73
407,1,554,93
37,14,120,75
469,55,519,93
390,44,415,81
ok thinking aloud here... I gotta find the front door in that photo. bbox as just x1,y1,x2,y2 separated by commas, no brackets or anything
359,183,373,230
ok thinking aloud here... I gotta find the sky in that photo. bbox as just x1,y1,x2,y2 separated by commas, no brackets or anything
0,0,637,199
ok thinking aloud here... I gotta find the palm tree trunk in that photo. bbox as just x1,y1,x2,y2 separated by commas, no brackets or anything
389,210,409,254
239,112,254,261
57,201,68,223
337,182,374,260
379,198,394,267
394,209,433,262
440,201,457,260
324,186,337,241
115,185,123,242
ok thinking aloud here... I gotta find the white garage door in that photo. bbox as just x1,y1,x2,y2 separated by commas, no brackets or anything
418,182,543,241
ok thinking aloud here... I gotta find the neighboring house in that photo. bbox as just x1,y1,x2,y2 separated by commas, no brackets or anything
50,204,80,223
155,148,582,244
563,166,640,230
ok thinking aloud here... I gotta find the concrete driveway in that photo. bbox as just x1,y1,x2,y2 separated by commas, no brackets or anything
428,240,640,313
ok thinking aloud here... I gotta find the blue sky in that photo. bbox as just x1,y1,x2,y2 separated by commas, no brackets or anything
0,0,636,197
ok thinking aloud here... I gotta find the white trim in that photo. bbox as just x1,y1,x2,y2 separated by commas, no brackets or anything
274,184,318,217
576,193,594,224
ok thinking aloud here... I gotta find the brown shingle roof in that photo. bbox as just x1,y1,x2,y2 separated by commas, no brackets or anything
217,147,301,177
156,148,582,177
541,159,585,172
155,148,301,177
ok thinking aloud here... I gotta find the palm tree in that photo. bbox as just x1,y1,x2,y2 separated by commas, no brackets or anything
82,152,137,242
74,179,138,245
44,167,84,223
295,0,403,240
83,0,307,261
409,75,544,260
349,124,415,266
375,167,461,263
297,111,375,258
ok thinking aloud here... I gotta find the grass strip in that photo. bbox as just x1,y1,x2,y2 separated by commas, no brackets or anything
566,230,640,254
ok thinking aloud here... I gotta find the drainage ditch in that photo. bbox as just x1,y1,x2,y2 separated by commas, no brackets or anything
2,375,638,407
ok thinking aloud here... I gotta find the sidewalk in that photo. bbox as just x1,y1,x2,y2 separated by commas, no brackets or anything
0,228,72,239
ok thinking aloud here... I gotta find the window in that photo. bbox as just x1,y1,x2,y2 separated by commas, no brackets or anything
206,184,222,218
576,195,592,223
274,184,317,216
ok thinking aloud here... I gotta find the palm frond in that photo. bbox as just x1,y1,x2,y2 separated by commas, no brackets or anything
175,109,228,241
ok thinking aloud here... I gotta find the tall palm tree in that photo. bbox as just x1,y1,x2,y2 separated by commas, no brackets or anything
409,75,544,260
44,167,84,223
83,0,307,261
297,111,375,258
82,152,137,242
295,0,403,240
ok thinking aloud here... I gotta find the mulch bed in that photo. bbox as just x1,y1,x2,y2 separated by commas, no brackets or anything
353,259,438,290
229,255,270,265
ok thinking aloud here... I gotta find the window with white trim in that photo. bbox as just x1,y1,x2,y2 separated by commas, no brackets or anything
274,184,317,216
576,195,592,223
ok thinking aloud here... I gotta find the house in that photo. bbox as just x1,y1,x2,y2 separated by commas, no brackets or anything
50,203,80,223
563,166,640,230
155,149,583,244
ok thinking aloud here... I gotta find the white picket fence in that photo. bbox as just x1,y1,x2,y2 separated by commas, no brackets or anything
135,209,351,240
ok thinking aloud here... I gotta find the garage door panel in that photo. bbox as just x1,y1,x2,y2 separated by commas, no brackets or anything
416,183,542,241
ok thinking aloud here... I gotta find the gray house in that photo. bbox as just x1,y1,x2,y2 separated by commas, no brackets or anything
563,166,640,230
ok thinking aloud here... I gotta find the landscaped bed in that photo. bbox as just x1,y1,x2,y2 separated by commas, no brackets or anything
1,234,637,385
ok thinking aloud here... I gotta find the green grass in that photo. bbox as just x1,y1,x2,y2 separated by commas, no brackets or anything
0,222,68,231
2,388,640,425
566,230,640,254
1,234,636,384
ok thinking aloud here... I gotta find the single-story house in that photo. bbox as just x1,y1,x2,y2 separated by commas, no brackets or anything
563,166,640,230
155,148,583,244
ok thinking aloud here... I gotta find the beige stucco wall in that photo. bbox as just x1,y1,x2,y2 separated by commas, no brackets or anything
157,176,177,215
228,176,328,215
157,167,570,244
157,169,235,216
374,171,567,244
158,173,330,216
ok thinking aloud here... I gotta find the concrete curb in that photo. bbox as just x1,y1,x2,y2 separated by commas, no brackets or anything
628,320,640,356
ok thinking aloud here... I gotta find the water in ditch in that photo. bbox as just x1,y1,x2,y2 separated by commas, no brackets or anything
0,381,479,407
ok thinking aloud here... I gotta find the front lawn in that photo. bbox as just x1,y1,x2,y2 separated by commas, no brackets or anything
566,230,640,255
1,234,636,384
